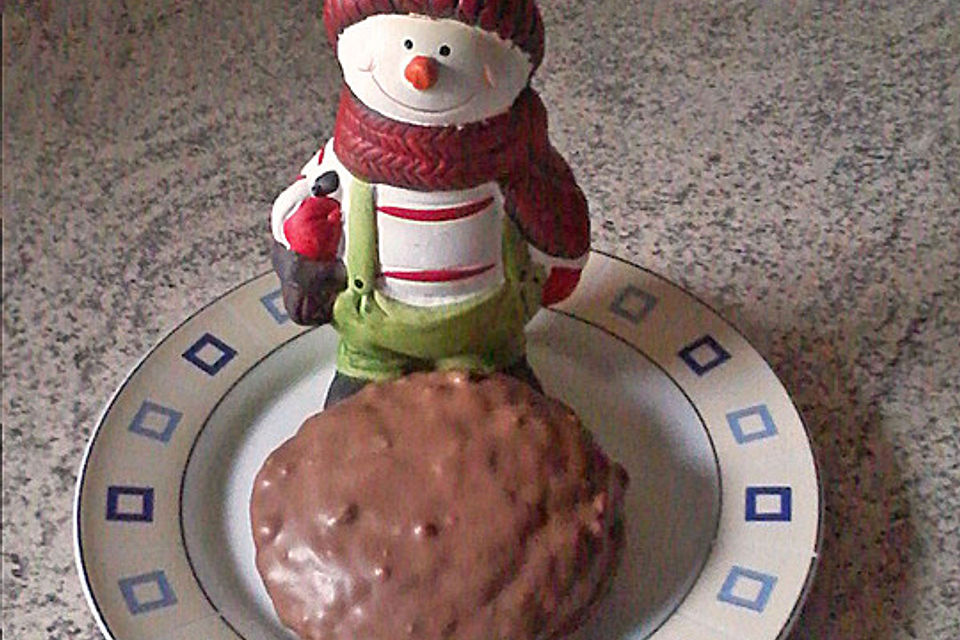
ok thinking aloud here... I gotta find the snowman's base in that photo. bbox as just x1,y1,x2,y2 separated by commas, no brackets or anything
322,357,543,408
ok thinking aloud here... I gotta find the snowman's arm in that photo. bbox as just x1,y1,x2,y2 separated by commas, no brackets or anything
269,139,353,326
271,179,312,249
528,245,589,306
271,139,348,255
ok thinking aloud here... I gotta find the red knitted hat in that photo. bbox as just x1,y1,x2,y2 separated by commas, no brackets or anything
323,0,545,69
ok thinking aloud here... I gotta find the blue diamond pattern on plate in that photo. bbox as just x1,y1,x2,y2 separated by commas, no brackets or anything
106,486,154,522
260,288,289,324
678,334,732,375
118,570,178,615
609,285,657,324
726,404,778,444
128,401,182,443
745,486,793,522
717,565,778,612
181,332,237,376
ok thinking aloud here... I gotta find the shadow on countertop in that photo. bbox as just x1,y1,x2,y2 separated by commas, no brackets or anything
752,319,917,639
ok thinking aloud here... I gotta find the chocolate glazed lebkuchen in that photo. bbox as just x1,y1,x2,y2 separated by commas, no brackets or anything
250,371,628,640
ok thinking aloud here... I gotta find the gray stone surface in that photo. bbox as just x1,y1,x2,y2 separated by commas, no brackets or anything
2,1,958,638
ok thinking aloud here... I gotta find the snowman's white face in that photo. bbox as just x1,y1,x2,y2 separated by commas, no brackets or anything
337,14,534,126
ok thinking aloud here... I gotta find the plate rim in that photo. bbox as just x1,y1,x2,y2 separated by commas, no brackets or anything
599,251,824,640
74,251,823,640
73,276,262,640
176,329,311,640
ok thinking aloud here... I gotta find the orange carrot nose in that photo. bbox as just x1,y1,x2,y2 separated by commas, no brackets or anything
404,55,438,91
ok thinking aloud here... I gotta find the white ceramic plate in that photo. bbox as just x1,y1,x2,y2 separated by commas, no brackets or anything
74,252,821,640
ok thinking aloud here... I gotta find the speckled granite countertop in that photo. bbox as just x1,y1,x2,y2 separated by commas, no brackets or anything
3,1,958,638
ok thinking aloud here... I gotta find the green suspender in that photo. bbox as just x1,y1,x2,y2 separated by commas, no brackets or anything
346,179,377,297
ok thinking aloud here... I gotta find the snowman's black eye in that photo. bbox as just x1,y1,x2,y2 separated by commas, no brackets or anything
404,39,414,50
439,44,451,57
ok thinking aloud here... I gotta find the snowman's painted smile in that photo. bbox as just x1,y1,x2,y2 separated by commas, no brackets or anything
337,15,534,126
370,72,477,115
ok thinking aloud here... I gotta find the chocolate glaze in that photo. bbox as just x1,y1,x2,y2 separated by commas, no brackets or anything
250,372,629,640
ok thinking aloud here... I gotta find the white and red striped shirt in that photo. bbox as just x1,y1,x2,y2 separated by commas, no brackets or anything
374,181,503,305
271,139,585,307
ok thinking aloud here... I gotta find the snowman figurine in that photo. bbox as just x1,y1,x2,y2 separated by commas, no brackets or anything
271,0,590,407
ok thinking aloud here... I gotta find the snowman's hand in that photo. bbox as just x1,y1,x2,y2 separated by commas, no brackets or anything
541,267,582,306
271,241,347,326
283,196,343,261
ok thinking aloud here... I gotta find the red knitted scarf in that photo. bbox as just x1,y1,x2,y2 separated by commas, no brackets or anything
333,87,589,258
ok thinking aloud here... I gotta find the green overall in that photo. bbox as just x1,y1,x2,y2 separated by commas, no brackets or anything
331,180,546,381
